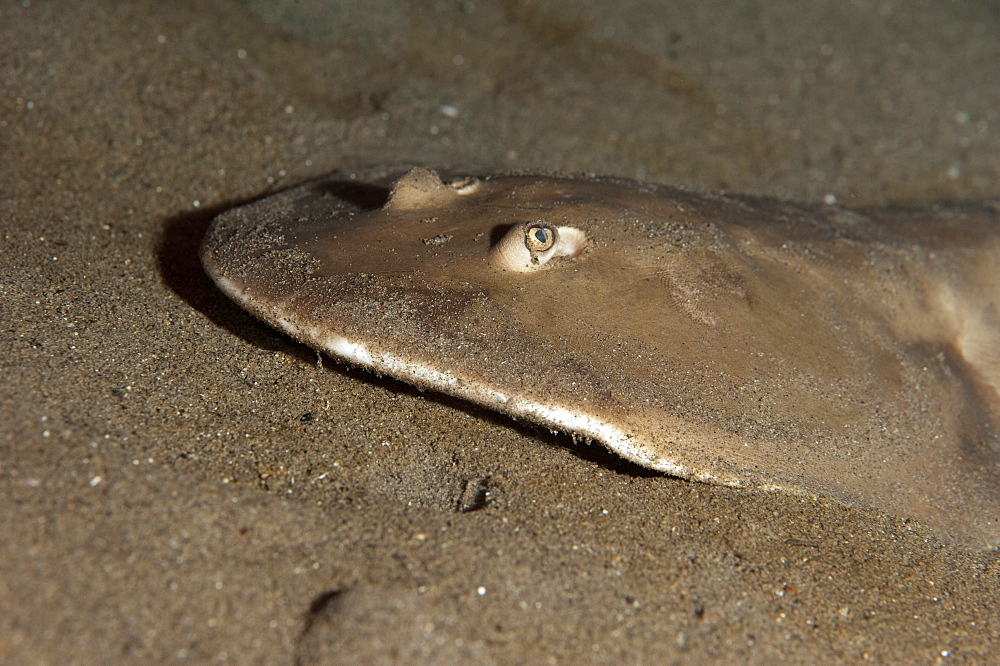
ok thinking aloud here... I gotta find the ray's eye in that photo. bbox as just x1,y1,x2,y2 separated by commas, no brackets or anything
525,224,556,252
447,176,481,195
489,220,588,273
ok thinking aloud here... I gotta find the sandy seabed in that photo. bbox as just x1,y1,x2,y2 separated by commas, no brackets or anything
3,1,999,663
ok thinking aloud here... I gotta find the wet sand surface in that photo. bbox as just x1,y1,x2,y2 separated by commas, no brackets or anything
2,1,999,663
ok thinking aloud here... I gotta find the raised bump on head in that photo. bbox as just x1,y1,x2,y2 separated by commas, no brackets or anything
384,167,457,211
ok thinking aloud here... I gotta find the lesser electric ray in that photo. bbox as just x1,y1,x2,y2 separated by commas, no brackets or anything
201,168,1000,548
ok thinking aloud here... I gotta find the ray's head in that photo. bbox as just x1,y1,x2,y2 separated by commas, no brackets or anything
379,167,590,275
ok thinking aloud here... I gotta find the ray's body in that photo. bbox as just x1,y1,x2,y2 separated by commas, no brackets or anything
202,168,1000,548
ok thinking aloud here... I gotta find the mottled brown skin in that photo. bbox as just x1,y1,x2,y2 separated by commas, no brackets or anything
201,168,1000,549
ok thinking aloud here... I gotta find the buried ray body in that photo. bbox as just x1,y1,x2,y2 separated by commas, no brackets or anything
201,167,1000,548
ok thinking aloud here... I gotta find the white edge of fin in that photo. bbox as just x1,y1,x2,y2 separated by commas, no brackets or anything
211,272,758,489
